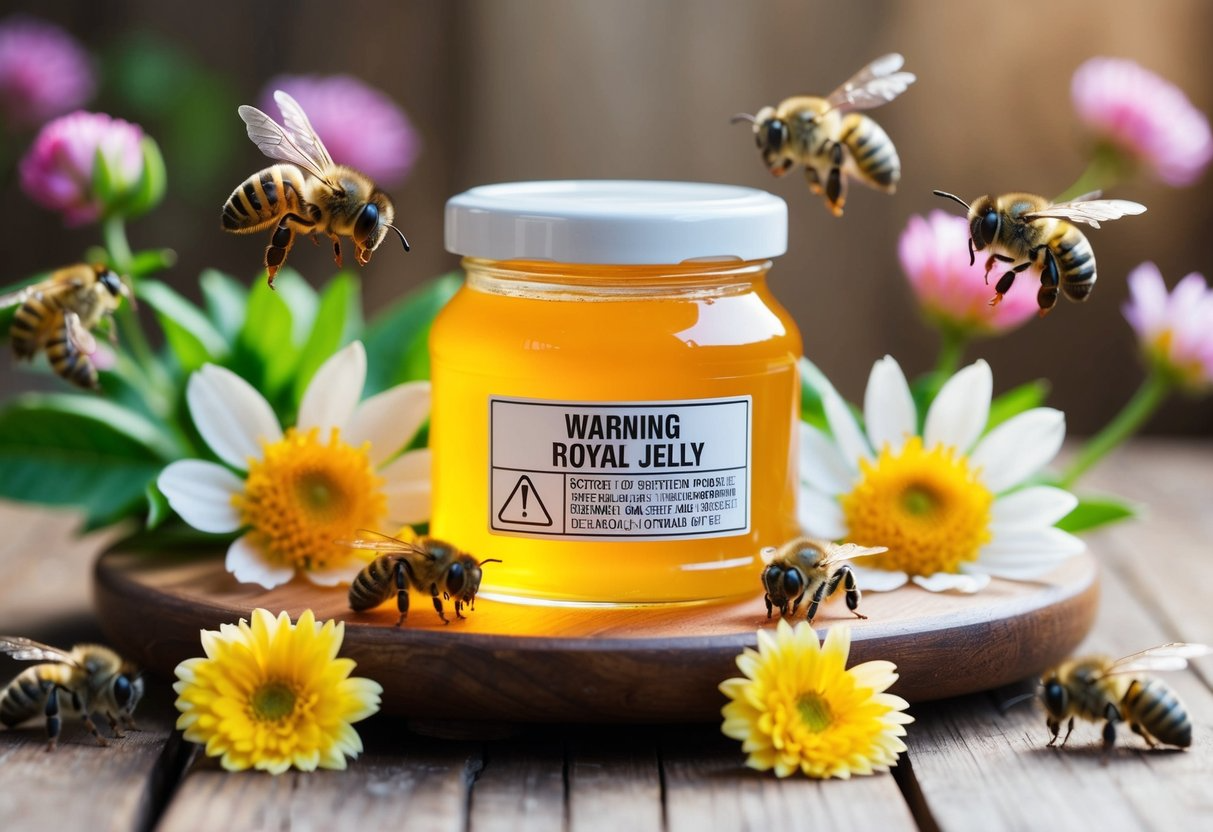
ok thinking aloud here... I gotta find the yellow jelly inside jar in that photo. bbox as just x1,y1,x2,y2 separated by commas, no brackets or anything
431,181,801,605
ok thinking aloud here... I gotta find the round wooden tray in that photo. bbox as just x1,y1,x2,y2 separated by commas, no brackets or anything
94,548,1097,723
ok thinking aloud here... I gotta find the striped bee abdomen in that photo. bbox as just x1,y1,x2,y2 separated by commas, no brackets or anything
1053,228,1097,302
1123,677,1192,748
221,164,307,233
9,295,50,359
1,667,50,728
839,114,901,191
45,319,97,389
349,555,402,611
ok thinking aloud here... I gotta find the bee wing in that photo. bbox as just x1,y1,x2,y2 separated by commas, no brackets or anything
1100,642,1213,676
271,90,336,172
0,286,31,308
0,636,77,665
1022,199,1147,229
820,541,889,567
826,53,916,113
238,100,331,182
335,529,426,556
64,311,97,356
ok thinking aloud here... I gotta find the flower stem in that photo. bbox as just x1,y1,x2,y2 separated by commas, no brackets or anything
1058,370,1171,487
102,215,172,398
934,327,967,380
1055,144,1135,202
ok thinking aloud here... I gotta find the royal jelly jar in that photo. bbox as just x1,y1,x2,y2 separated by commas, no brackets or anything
431,181,801,605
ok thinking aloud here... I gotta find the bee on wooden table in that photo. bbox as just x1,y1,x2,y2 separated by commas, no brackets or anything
1041,642,1211,751
0,263,130,389
342,531,501,626
932,189,1146,315
221,90,410,288
733,53,915,216
760,537,888,624
0,637,143,751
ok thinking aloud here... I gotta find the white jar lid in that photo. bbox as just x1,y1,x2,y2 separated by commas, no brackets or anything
445,180,787,264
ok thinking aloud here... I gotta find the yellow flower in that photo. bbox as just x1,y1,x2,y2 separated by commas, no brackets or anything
720,620,913,779
173,608,383,774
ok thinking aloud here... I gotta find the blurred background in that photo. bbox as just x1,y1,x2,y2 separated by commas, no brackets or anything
1,0,1211,436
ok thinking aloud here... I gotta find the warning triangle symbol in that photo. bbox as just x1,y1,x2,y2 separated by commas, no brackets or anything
497,475,553,526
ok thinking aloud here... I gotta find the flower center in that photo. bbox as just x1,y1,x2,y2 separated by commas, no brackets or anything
250,681,297,722
796,692,834,733
233,427,386,571
840,436,993,576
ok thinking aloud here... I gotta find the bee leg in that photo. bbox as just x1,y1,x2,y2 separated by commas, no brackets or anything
983,253,1014,283
838,565,867,621
69,688,108,747
330,234,343,268
990,261,1033,307
968,237,976,267
824,142,846,217
42,682,61,751
764,593,774,619
1035,247,1061,316
1060,716,1075,747
804,166,824,196
430,584,449,624
1101,702,1122,753
1129,722,1158,749
455,599,466,620
120,713,138,731
804,580,830,625
1046,718,1060,747
264,213,313,287
105,712,126,738
394,558,413,627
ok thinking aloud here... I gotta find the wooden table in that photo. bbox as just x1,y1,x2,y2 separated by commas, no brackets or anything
1,439,1210,832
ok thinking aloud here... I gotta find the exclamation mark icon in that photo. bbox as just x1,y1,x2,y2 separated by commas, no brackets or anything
521,483,529,518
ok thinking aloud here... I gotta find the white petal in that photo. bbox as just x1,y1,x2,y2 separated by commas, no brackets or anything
187,364,281,470
982,527,1087,558
863,356,916,454
822,388,871,469
911,572,991,593
963,544,1076,580
923,359,991,453
849,564,909,592
347,380,431,467
797,488,846,539
799,423,854,496
991,486,1079,530
158,460,244,533
381,448,432,524
970,408,1065,493
224,534,295,589
305,558,368,587
298,341,367,433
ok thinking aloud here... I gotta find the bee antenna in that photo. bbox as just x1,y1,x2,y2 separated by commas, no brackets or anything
387,224,411,252
478,558,503,565
730,113,758,125
932,190,971,210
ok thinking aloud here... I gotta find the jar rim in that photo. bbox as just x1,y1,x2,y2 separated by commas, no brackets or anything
445,180,787,265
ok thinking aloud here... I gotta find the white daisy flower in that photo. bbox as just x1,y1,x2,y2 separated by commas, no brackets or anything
799,356,1084,593
158,341,431,590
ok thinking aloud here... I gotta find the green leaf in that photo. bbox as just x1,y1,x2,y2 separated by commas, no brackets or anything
92,147,117,206
200,269,247,342
797,356,833,433
274,269,319,345
126,135,167,218
987,380,1051,432
1056,495,1139,534
0,394,176,529
139,279,228,374
292,273,363,405
145,480,170,530
364,272,462,395
129,247,177,279
229,273,313,407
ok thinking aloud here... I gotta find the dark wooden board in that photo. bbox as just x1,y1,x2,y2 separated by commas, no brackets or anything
94,548,1098,723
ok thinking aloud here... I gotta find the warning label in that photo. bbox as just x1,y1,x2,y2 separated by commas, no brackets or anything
489,397,751,540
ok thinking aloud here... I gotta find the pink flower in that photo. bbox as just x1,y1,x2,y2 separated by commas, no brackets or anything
1123,262,1213,392
0,16,94,131
1072,57,1213,187
898,211,1040,336
259,75,419,187
19,111,146,226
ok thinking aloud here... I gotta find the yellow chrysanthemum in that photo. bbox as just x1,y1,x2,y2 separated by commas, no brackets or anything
173,608,383,774
719,620,913,779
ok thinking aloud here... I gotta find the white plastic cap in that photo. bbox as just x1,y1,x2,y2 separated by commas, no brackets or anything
445,180,787,265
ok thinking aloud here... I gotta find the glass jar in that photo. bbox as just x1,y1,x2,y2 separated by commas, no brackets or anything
431,181,801,605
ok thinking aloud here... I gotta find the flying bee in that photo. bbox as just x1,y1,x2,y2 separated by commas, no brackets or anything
221,90,410,288
0,637,144,751
0,263,130,389
760,537,888,624
342,531,502,626
1041,642,1212,751
733,53,915,216
932,190,1147,315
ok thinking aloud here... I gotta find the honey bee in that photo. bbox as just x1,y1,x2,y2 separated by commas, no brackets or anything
0,637,143,751
760,537,888,624
932,190,1147,315
342,531,501,626
1041,642,1212,751
221,90,410,288
732,53,915,216
0,263,130,389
